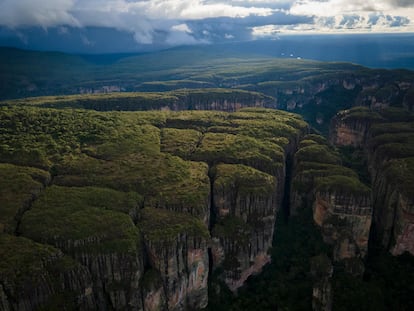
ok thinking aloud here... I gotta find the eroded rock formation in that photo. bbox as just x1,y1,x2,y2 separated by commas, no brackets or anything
0,107,307,309
330,107,414,256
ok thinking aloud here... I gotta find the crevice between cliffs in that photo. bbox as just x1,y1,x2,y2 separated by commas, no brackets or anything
281,153,294,221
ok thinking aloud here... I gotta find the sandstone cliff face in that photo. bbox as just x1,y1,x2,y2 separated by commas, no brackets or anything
370,158,414,256
29,89,275,114
212,164,277,291
291,135,372,261
313,190,372,260
290,135,372,310
139,208,210,310
329,107,383,147
161,109,307,291
330,107,414,256
0,235,96,311
0,107,308,309
18,186,145,310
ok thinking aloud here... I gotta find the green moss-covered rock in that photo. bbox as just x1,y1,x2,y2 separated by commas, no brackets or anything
291,134,372,265
0,234,94,310
138,208,210,310
213,163,276,198
193,132,284,175
0,163,50,233
315,175,371,196
213,215,252,246
160,127,202,158
138,208,209,242
20,186,141,253
19,185,144,309
383,157,414,198
54,153,210,220
295,144,341,165
339,106,384,123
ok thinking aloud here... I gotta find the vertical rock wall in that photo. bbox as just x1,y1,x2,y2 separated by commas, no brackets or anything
329,106,414,256
0,107,308,309
212,164,277,291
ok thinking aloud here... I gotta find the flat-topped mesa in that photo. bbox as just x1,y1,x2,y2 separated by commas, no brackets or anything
160,109,308,292
138,208,210,311
291,135,372,262
329,107,384,147
0,106,308,308
5,89,275,113
177,89,275,112
211,164,277,291
289,135,372,307
370,157,414,256
371,117,414,254
19,186,145,310
314,176,372,260
0,234,95,311
330,107,414,256
0,163,50,234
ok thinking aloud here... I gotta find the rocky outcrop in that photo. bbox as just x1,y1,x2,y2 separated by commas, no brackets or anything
313,186,372,260
0,164,50,234
329,107,383,147
0,234,95,310
0,107,308,309
138,208,210,310
159,109,308,292
290,134,373,310
19,186,145,310
330,107,414,256
212,164,277,291
16,89,275,113
370,158,414,256
291,135,372,264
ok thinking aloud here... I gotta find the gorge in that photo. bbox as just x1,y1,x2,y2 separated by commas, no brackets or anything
0,47,414,310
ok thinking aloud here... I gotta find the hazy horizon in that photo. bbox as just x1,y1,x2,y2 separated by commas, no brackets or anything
1,1,414,54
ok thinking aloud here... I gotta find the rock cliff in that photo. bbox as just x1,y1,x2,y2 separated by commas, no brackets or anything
330,107,414,256
0,106,307,309
291,135,372,263
138,208,210,310
19,185,145,310
0,234,95,311
290,134,372,310
211,164,277,291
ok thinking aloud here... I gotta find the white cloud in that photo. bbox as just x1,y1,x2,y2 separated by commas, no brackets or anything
0,0,413,46
171,23,193,33
285,0,414,33
0,0,274,44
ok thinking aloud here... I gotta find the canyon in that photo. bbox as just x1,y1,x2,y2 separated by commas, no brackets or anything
0,51,414,310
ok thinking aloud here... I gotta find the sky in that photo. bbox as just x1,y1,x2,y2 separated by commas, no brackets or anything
0,0,414,51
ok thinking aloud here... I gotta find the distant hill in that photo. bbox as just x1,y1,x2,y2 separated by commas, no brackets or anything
2,45,414,134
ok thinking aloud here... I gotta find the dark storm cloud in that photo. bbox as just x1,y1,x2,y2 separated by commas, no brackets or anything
0,0,412,49
187,11,314,41
387,0,414,8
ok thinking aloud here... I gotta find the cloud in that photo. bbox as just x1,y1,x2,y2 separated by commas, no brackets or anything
186,11,313,41
286,0,414,33
0,0,78,28
0,0,413,48
387,0,414,8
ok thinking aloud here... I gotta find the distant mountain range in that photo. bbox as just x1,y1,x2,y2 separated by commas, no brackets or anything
1,32,414,69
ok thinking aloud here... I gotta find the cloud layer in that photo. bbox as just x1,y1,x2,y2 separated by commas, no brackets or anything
0,0,413,47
